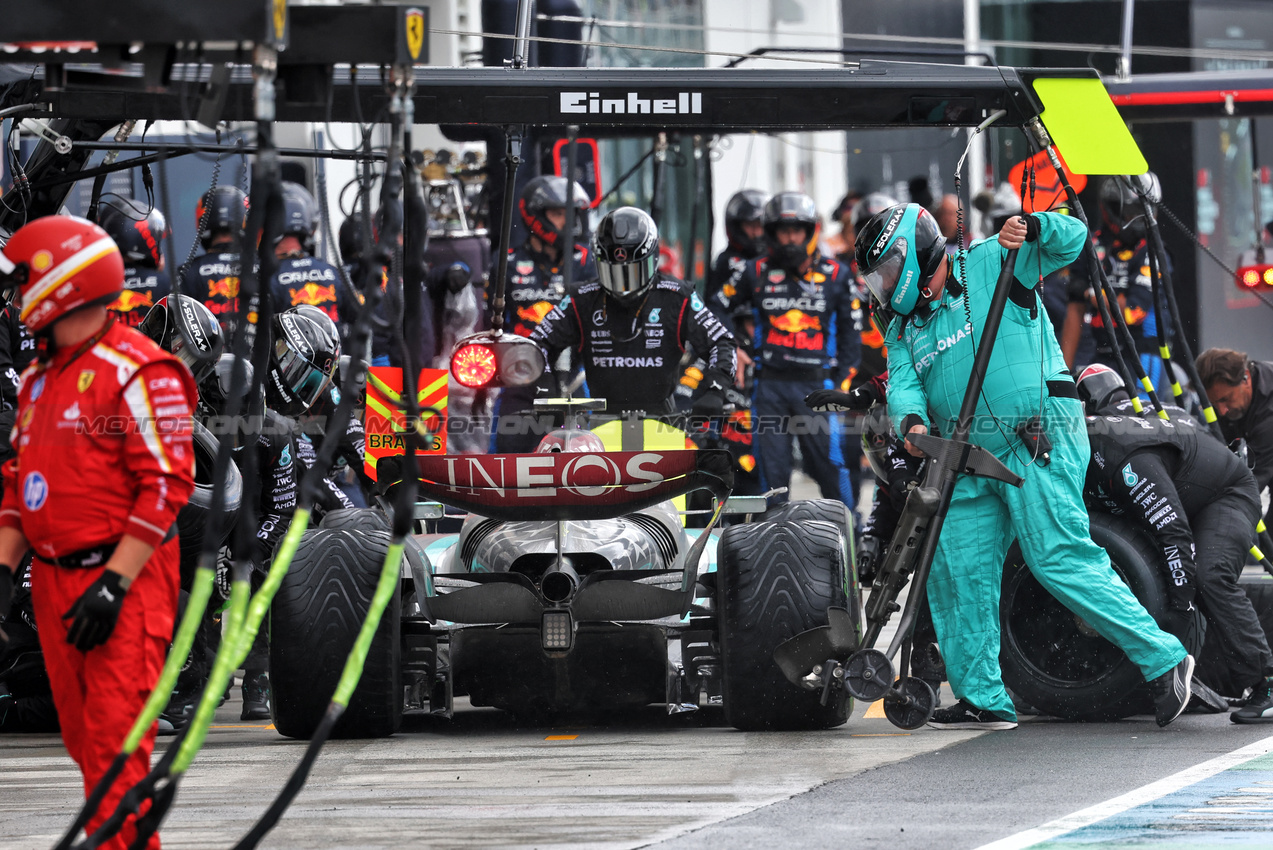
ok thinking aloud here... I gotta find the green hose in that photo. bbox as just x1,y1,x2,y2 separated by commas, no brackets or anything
333,541,404,706
122,565,215,752
170,511,310,775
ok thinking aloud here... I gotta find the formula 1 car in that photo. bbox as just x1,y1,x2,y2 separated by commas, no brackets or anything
267,394,861,737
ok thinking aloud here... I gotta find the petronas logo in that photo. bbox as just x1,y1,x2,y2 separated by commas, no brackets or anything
1122,463,1138,487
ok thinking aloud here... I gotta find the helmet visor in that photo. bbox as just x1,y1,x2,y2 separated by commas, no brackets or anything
273,337,332,412
861,237,908,307
597,256,654,300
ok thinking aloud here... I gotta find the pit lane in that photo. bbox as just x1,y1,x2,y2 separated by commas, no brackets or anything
5,691,1273,849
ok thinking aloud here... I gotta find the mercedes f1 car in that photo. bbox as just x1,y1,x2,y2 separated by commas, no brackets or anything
268,389,861,737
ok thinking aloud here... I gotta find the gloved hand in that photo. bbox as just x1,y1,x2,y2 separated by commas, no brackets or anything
856,535,884,586
62,570,129,652
444,262,471,293
806,384,880,413
691,388,725,419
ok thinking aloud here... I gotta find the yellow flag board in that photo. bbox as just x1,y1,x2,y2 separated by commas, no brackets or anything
364,367,448,482
1033,77,1149,176
593,418,695,513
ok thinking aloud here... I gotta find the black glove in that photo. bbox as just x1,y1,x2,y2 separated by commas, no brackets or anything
691,388,725,419
806,385,879,413
62,570,129,652
856,535,883,586
444,262,471,293
1161,603,1196,637
1023,213,1041,242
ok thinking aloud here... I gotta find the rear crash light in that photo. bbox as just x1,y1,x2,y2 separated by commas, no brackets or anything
541,609,574,652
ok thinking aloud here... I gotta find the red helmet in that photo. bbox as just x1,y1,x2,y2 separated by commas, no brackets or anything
0,215,124,333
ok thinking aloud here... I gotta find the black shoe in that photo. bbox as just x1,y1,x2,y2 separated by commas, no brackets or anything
1231,677,1273,724
927,699,1017,730
241,671,271,722
1149,655,1194,728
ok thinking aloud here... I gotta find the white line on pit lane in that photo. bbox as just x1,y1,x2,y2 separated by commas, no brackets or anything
972,733,1273,850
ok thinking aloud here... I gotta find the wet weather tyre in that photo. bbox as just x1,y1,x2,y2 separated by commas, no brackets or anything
763,498,860,600
270,528,402,739
718,519,850,731
999,511,1203,721
319,507,391,533
176,420,243,586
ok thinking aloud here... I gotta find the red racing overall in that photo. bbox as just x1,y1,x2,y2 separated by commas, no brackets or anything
0,319,195,850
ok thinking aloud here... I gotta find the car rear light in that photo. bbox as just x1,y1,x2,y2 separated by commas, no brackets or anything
1237,264,1273,288
451,344,497,387
541,609,574,652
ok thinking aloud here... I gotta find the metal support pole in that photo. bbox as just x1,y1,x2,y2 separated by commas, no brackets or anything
1118,0,1136,82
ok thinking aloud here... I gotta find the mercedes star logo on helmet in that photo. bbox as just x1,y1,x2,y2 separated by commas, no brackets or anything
614,248,628,261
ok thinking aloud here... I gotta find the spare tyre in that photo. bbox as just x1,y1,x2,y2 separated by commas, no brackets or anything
270,527,402,739
718,518,851,731
999,511,1203,720
176,420,243,585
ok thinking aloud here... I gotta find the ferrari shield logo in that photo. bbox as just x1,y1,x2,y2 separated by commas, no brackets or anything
406,9,425,61
77,370,95,393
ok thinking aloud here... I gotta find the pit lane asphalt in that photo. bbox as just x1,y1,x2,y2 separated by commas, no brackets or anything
4,692,1271,850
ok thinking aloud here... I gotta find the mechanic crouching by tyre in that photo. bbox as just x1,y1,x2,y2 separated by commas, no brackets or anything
725,191,859,507
530,207,735,419
0,215,196,849
857,203,1194,730
1079,364,1273,721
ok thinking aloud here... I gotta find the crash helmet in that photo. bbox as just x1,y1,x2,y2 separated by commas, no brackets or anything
850,192,900,236
1099,171,1161,244
291,303,342,360
338,215,362,261
276,181,319,252
854,203,947,317
724,189,767,257
99,199,169,268
535,428,607,453
196,186,249,248
763,192,821,275
139,294,225,383
198,353,256,417
519,175,590,249
593,207,660,306
266,308,340,416
0,215,124,333
1076,363,1130,414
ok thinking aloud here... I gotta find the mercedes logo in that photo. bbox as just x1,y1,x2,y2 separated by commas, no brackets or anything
614,248,628,261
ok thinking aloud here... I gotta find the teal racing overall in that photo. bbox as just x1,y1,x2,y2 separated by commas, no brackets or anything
885,212,1186,720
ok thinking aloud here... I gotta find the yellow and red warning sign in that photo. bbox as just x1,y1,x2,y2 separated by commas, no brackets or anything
364,367,448,481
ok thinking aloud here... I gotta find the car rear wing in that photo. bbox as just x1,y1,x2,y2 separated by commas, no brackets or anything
379,449,733,522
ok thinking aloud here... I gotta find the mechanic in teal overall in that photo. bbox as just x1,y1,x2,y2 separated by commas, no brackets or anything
854,203,1194,730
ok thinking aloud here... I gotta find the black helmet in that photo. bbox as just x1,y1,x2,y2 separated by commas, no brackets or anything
724,189,767,257
854,203,947,316
278,181,319,252
519,175,590,249
138,294,224,383
338,215,362,261
198,353,256,416
850,192,899,235
267,308,339,416
99,199,168,268
593,207,659,306
1077,363,1129,414
763,192,820,275
1099,171,1160,244
196,186,248,248
291,304,342,358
